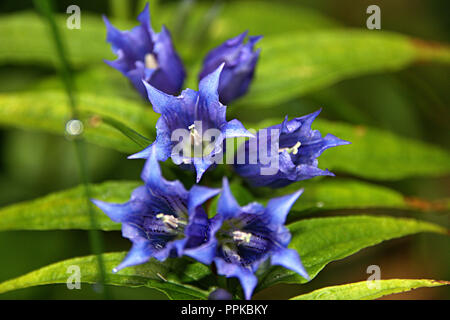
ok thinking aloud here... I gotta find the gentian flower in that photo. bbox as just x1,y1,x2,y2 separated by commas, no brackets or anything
91,146,220,272
234,109,350,188
186,178,309,300
129,63,254,182
103,3,185,97
199,31,262,105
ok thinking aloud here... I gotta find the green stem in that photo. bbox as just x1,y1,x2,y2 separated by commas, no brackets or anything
33,0,110,299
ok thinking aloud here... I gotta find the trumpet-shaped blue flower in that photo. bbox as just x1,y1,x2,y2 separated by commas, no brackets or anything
199,31,262,105
186,178,309,300
103,4,185,97
129,64,254,182
234,109,350,188
92,146,220,272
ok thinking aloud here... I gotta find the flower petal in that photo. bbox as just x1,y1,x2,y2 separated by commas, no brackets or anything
222,119,255,139
271,248,309,281
188,185,221,211
217,177,241,219
215,258,258,300
142,80,177,114
140,145,188,199
265,189,303,226
91,199,133,223
114,239,153,273
198,63,225,106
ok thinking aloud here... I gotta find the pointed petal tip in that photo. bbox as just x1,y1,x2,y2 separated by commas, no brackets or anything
141,79,173,113
127,151,147,159
90,198,102,208
217,62,225,73
293,188,304,198
137,2,150,21
222,176,230,188
102,14,110,26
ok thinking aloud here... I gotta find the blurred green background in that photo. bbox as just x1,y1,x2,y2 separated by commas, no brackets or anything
0,0,448,299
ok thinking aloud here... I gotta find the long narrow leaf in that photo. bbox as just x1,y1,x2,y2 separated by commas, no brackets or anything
0,252,214,299
256,216,447,291
290,279,449,300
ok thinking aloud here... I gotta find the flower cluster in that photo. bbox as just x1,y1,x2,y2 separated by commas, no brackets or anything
95,3,349,300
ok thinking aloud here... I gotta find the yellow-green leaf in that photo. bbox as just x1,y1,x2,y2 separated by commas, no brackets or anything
291,279,449,300
0,181,137,231
0,91,157,153
240,30,450,106
257,216,447,291
0,252,214,299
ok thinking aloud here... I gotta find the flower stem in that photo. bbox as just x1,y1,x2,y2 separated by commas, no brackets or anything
33,0,110,299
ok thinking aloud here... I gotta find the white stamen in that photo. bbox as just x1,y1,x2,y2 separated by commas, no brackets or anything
233,231,252,244
279,141,301,155
189,124,202,146
156,213,180,229
145,53,158,69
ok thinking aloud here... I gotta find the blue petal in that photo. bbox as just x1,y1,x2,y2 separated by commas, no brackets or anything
136,3,151,27
215,258,258,300
128,133,171,161
152,25,186,94
114,240,153,272
192,158,215,183
198,63,225,106
271,248,309,281
265,189,303,226
142,80,176,114
222,119,255,138
140,145,188,198
121,223,148,241
188,185,221,212
217,177,241,220
91,199,132,223
184,240,218,265
127,144,152,159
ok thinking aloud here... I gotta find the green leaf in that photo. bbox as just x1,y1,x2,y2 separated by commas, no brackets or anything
290,279,449,300
0,91,157,153
0,181,137,231
0,252,214,299
315,119,450,180
2,12,448,104
183,1,338,46
0,3,337,68
251,118,450,180
257,215,447,291
271,179,406,219
239,30,450,107
0,12,124,67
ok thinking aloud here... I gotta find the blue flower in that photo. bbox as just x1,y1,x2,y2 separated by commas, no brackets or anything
199,31,262,105
129,63,254,182
91,146,220,272
103,3,185,97
234,109,350,188
186,178,309,300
